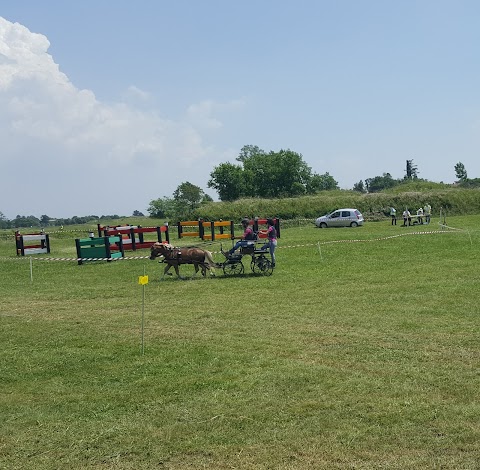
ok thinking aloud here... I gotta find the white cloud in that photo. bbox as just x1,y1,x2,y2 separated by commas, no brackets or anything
0,17,238,218
186,99,245,130
0,18,63,89
121,85,152,103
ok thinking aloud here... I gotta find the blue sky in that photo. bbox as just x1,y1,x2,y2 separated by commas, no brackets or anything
1,1,479,219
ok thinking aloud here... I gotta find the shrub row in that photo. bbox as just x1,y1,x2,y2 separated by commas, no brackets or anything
193,188,480,222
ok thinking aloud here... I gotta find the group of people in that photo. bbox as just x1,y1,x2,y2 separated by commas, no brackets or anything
225,217,277,267
390,204,432,226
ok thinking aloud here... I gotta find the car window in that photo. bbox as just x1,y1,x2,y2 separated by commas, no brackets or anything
330,212,340,219
341,211,351,217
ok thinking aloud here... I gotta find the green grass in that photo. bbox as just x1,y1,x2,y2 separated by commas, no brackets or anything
1,217,479,469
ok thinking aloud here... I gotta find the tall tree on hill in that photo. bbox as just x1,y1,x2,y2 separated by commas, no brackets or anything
454,162,468,181
405,159,419,179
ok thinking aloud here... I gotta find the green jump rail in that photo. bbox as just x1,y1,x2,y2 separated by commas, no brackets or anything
75,235,124,265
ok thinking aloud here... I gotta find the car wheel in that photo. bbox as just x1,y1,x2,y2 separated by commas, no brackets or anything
350,221,358,227
319,222,327,229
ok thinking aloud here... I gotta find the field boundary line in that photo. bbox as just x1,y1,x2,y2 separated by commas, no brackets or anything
279,229,465,250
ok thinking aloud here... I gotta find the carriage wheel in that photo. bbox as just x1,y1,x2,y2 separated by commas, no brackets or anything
223,261,244,276
252,256,274,276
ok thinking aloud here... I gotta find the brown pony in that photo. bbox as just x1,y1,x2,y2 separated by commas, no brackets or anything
149,242,218,279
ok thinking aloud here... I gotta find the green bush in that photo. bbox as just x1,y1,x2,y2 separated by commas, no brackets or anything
192,188,480,222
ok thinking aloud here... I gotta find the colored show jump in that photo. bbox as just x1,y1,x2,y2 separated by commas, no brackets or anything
75,235,125,265
97,224,170,251
251,217,281,239
176,220,199,239
177,218,280,241
200,220,235,241
15,231,51,256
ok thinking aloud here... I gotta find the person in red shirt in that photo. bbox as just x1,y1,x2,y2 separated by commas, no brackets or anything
260,218,277,267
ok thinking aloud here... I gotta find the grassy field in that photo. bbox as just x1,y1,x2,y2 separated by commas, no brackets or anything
1,217,479,469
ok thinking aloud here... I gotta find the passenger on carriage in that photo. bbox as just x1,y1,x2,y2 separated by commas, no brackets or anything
260,218,277,267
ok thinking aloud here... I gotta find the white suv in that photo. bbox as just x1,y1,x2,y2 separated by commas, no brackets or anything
315,209,364,228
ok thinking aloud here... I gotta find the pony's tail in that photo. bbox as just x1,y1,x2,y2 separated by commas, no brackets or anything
205,250,222,269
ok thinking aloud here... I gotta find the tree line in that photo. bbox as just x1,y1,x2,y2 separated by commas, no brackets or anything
352,160,479,194
0,213,137,229
2,143,477,225
148,145,338,220
148,147,477,220
207,145,338,201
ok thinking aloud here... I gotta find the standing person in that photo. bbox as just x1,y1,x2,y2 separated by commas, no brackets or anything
403,209,411,226
390,207,397,225
260,218,278,267
226,218,256,256
424,203,431,224
417,207,424,225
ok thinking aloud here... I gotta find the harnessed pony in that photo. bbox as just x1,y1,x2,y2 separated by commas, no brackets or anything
149,242,218,279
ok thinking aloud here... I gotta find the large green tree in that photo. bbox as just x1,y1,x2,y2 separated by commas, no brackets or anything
365,173,398,193
147,196,178,219
209,145,329,201
306,172,339,193
207,162,246,201
173,181,211,210
236,144,266,163
269,149,312,197
148,182,212,220
353,180,367,193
